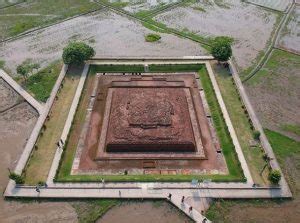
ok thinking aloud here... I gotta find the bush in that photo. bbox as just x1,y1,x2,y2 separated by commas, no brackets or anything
9,172,25,184
253,130,261,140
145,33,161,42
268,170,281,185
211,36,233,62
62,42,95,64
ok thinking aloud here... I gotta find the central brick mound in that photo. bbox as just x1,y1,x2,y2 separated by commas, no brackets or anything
106,87,195,153
73,73,227,175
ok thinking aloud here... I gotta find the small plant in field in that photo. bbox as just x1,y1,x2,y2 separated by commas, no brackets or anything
268,170,281,185
253,130,261,140
17,59,40,81
9,172,25,185
62,42,95,64
145,33,161,42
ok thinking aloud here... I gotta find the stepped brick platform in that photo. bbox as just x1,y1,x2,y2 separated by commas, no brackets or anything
72,73,227,174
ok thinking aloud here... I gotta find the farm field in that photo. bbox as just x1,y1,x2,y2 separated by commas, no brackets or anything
245,49,300,141
277,5,300,54
0,0,101,40
154,0,281,70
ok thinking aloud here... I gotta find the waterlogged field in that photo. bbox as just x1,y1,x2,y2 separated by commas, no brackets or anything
0,10,205,76
247,0,292,12
0,0,101,40
154,0,280,70
278,5,300,53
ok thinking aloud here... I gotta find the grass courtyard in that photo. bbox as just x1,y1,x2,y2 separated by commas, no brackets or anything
56,63,244,183
23,65,82,185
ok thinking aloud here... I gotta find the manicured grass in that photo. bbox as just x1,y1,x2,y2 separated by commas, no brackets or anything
145,33,161,42
0,0,101,40
199,66,244,181
23,66,82,185
72,199,119,223
212,62,269,185
24,62,61,102
56,64,244,182
89,64,144,73
149,63,204,72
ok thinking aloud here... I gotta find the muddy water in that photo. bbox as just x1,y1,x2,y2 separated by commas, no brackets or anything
278,6,300,53
155,0,278,69
0,10,206,76
98,201,194,223
0,81,78,222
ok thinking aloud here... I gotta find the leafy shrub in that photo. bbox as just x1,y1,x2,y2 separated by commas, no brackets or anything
145,33,161,42
253,130,261,140
211,36,233,62
62,42,95,64
9,172,25,184
268,170,281,185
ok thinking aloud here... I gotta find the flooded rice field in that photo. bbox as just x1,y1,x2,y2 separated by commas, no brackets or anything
247,0,292,12
278,5,300,54
116,0,180,13
154,0,279,69
98,201,194,223
0,10,206,76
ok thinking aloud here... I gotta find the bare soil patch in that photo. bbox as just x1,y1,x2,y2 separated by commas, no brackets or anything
98,201,194,223
245,50,300,140
0,77,23,112
0,10,206,76
154,0,279,69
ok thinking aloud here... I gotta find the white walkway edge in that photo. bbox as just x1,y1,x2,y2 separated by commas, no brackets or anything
4,65,68,195
228,60,292,197
205,62,254,185
47,64,90,184
0,69,43,114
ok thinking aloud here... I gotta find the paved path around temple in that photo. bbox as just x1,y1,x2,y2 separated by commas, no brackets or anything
3,58,292,223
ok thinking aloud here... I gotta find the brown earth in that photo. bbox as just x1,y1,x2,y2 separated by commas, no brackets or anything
98,201,194,223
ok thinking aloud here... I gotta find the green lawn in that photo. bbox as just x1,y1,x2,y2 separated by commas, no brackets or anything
212,62,269,185
23,66,82,185
56,64,244,183
0,0,101,40
24,62,62,102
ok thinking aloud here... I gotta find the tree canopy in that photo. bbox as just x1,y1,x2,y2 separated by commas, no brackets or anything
211,36,233,62
268,169,281,185
62,42,95,64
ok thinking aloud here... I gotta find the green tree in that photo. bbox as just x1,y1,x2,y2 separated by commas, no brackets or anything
17,59,40,81
9,172,25,184
268,169,281,185
62,42,95,64
211,36,233,62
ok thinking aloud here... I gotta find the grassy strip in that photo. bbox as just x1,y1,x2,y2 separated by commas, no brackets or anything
72,199,119,223
56,64,244,182
199,66,244,180
89,64,144,73
212,62,268,185
24,62,61,102
149,63,204,72
23,66,82,185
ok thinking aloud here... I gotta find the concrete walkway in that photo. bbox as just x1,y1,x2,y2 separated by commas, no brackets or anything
229,60,292,197
205,62,253,185
0,69,43,114
47,64,89,184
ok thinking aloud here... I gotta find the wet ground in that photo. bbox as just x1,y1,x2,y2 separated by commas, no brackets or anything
154,0,279,69
247,0,292,12
120,0,180,13
98,201,194,223
0,10,206,76
0,80,78,222
278,5,300,54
